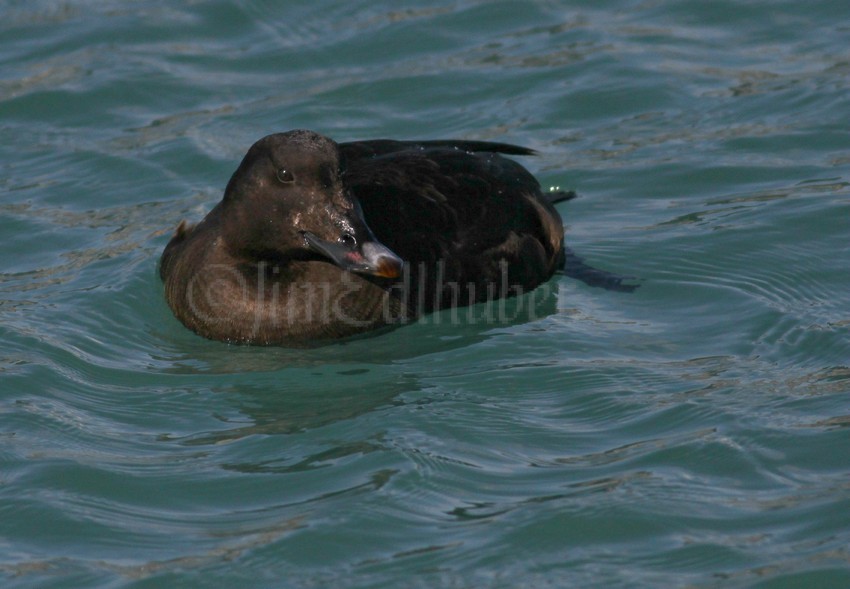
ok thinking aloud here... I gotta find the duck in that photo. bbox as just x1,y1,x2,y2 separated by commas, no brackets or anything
160,129,620,345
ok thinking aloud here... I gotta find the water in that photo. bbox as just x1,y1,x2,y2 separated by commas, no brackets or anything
3,0,850,587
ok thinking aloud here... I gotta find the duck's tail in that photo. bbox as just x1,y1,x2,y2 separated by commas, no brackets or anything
562,247,640,293
550,191,640,292
545,189,577,205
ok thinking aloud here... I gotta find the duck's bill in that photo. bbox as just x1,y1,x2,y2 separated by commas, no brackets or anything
302,232,404,279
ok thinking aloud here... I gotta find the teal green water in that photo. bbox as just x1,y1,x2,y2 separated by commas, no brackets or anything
3,1,850,587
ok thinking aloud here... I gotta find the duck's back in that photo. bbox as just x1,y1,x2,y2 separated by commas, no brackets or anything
340,139,566,313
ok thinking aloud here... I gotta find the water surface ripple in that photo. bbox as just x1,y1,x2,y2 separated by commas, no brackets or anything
2,1,850,588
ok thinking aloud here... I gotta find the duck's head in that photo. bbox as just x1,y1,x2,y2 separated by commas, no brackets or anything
218,129,403,279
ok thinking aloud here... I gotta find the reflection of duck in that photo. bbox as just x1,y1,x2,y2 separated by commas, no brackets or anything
178,370,413,445
160,129,621,346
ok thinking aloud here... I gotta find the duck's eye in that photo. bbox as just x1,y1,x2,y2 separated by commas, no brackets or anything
339,233,356,248
276,168,295,184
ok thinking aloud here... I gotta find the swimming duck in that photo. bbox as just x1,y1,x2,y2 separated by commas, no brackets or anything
160,129,595,345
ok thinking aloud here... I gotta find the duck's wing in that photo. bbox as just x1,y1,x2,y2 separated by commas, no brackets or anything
340,141,565,304
339,140,559,258
340,139,536,160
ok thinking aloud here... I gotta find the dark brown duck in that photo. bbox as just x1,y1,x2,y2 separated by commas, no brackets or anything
160,129,577,345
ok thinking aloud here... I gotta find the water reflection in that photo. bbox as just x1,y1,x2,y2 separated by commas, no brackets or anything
156,282,564,444
183,373,412,443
